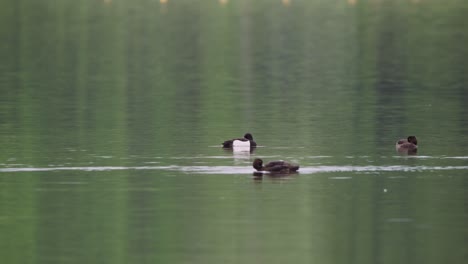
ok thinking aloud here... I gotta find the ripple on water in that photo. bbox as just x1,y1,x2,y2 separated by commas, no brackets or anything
1,165,467,174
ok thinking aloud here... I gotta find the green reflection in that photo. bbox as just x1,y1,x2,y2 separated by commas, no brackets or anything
1,0,467,264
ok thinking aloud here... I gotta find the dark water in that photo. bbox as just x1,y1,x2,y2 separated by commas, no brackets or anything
1,0,468,263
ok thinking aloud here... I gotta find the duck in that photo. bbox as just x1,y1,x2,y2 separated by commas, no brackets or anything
253,158,299,173
222,133,257,148
396,136,418,154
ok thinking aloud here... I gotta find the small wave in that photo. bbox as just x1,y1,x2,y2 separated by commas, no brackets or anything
1,165,467,174
0,166,175,172
329,176,353,180
298,165,468,174
392,155,468,160
441,156,468,159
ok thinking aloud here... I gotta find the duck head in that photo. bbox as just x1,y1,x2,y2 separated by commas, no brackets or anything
253,158,264,171
244,133,254,141
407,136,418,145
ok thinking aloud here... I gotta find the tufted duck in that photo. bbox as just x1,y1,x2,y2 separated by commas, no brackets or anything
222,133,257,148
396,136,418,154
252,158,299,173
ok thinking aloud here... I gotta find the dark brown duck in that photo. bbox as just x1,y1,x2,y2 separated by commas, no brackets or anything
252,158,299,173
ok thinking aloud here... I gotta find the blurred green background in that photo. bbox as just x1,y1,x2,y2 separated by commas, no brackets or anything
1,0,467,263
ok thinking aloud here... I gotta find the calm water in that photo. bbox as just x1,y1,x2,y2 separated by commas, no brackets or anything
1,0,468,263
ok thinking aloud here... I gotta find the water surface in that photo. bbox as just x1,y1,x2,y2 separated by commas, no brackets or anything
1,0,468,263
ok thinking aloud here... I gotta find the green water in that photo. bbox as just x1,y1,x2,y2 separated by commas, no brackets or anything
1,0,468,263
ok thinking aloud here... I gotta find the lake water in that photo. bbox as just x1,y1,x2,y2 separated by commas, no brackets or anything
1,0,468,263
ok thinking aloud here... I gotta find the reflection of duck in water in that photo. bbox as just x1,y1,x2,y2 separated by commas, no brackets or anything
223,147,254,165
222,133,257,148
252,171,298,181
396,136,418,155
253,158,299,173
